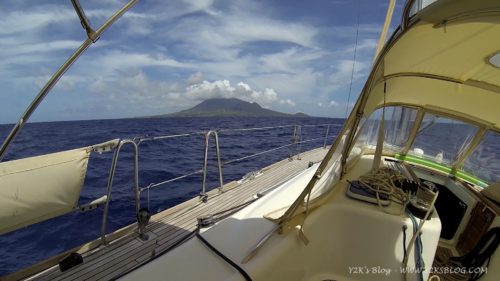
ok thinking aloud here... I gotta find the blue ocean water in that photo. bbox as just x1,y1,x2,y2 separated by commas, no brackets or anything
0,116,343,276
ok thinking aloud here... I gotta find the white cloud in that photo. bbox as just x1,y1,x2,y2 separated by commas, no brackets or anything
166,6,318,63
187,72,204,84
329,59,369,92
358,39,378,51
329,100,339,107
122,15,154,36
181,0,214,13
34,74,86,91
184,80,280,107
87,70,287,114
94,50,194,71
0,7,75,36
280,99,296,107
222,17,317,48
259,47,324,73
247,69,323,104
1,40,81,56
0,0,396,121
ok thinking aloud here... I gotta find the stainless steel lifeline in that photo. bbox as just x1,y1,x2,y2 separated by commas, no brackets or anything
3,123,336,245
97,123,338,243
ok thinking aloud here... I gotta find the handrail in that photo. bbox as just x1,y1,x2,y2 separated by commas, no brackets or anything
323,125,330,149
136,134,335,196
218,123,339,133
100,139,140,245
133,123,337,193
200,130,224,202
0,121,337,258
76,123,336,245
289,125,302,160
133,123,336,143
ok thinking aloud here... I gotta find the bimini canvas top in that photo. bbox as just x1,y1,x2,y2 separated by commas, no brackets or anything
274,0,500,227
363,0,500,130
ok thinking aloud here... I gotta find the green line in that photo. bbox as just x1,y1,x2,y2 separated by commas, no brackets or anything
394,154,487,188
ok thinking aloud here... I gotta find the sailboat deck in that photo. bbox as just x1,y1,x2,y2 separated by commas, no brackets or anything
17,147,328,281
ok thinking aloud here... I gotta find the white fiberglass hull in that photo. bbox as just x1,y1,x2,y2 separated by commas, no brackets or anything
120,156,441,281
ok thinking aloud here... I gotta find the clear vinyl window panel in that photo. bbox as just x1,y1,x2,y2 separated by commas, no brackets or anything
462,131,500,184
352,106,418,156
409,114,479,165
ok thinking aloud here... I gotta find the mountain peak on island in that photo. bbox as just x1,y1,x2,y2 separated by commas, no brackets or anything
192,98,262,111
163,98,309,118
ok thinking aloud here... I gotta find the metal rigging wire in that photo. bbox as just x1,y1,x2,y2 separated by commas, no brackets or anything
344,0,361,118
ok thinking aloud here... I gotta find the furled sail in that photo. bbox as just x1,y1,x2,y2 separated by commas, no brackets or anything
0,147,91,235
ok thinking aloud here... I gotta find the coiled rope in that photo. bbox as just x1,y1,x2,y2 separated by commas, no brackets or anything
358,167,410,215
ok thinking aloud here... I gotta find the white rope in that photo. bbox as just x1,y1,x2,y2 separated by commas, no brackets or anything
358,167,409,215
402,188,439,281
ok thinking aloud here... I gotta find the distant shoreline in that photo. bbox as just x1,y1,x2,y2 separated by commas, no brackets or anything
0,115,345,126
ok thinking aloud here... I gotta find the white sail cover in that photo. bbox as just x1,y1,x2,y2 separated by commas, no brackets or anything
0,147,90,234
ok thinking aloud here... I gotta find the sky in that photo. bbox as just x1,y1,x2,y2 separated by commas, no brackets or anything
0,0,403,123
